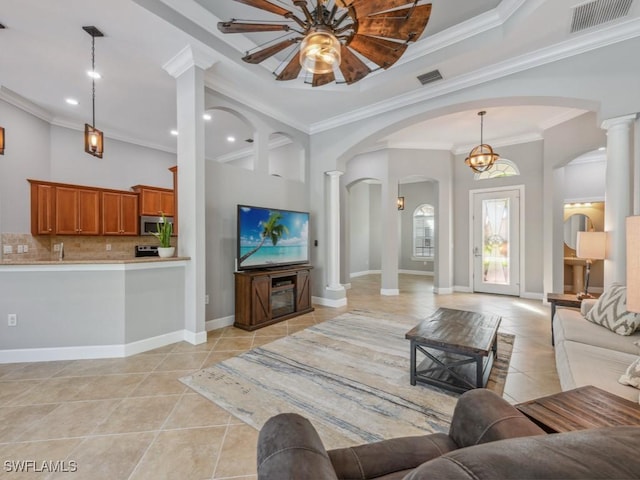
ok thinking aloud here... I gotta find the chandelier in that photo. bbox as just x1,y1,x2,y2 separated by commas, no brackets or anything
465,111,499,173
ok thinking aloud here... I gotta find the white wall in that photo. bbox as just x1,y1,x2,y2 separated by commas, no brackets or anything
348,181,371,274
564,159,606,202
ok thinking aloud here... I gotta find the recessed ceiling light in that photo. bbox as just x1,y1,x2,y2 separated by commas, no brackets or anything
65,98,79,105
598,147,606,151
203,113,212,121
170,130,178,136
87,70,101,79
227,136,236,143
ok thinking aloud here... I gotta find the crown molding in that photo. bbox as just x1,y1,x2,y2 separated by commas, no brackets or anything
0,86,53,123
163,43,219,78
384,141,454,151
538,109,587,130
308,17,640,135
213,133,293,163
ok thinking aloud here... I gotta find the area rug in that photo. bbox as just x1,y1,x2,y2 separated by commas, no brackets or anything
181,310,514,449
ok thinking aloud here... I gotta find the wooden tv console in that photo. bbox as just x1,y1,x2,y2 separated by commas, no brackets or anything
234,265,314,331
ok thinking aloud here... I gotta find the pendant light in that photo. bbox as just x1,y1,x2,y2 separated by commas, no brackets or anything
397,182,405,211
83,26,104,158
0,126,5,155
465,111,499,173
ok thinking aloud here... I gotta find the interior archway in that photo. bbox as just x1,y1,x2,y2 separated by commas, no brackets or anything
204,107,255,170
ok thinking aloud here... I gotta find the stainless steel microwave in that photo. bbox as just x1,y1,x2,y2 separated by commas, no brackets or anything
140,215,174,236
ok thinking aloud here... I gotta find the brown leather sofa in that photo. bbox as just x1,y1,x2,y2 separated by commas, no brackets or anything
257,389,640,479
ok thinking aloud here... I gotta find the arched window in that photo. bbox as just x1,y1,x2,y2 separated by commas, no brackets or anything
474,159,520,180
413,204,435,258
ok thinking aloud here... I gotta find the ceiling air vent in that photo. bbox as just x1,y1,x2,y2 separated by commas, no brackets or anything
417,69,443,85
570,0,633,33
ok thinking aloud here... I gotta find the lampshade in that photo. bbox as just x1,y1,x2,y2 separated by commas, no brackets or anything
84,124,103,158
0,126,4,155
576,231,606,260
626,216,640,313
299,28,341,74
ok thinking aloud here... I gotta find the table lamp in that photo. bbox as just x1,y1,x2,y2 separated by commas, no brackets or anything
576,231,606,300
626,216,640,313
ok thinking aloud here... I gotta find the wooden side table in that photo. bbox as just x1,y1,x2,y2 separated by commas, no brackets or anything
546,293,599,345
516,385,640,433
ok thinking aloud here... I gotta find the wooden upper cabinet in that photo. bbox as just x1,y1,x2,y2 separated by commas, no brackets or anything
56,186,100,235
102,191,138,235
29,181,55,235
132,185,175,217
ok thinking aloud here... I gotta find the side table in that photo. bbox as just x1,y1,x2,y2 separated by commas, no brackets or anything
516,385,640,433
546,293,599,346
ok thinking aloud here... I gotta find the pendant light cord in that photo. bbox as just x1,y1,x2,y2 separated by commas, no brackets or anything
91,36,96,128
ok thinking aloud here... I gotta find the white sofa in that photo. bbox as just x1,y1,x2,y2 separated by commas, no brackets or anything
553,299,640,402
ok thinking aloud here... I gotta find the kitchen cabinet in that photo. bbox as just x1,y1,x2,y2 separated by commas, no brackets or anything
29,181,55,235
132,185,175,217
102,191,139,235
55,186,101,235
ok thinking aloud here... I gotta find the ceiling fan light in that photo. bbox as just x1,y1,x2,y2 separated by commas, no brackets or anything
299,29,341,74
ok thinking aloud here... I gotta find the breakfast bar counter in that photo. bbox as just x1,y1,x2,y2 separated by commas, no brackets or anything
0,257,190,363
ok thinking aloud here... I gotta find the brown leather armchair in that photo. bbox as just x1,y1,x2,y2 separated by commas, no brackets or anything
256,388,640,479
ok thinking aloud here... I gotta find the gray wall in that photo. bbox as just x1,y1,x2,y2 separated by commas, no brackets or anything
348,181,371,274
399,181,437,272
453,140,544,295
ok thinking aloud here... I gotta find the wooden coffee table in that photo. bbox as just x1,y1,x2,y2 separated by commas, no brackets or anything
405,308,501,394
516,385,640,433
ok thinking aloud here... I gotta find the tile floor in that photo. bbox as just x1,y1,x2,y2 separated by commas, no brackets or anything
0,275,560,479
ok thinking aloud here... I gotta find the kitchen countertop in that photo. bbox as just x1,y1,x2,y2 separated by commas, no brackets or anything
0,256,190,265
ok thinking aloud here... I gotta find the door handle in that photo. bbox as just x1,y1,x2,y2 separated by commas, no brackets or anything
474,247,482,257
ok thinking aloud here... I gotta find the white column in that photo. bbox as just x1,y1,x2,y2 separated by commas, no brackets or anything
326,170,345,293
163,45,217,344
602,114,636,286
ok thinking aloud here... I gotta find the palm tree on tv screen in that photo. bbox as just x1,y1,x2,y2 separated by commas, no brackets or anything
240,211,289,264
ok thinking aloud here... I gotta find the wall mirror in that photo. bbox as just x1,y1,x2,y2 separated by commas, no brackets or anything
564,214,593,250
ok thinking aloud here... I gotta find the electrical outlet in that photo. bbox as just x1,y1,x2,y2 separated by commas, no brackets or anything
53,244,60,252
3,245,12,254
17,245,24,254
23,244,29,253
106,244,111,251
205,294,210,305
7,314,17,327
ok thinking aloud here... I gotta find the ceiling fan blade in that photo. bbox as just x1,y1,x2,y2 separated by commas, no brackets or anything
312,71,335,87
218,22,290,34
276,51,303,81
348,35,407,68
243,39,298,64
231,0,292,18
350,0,414,18
335,0,354,7
357,4,432,42
339,46,371,84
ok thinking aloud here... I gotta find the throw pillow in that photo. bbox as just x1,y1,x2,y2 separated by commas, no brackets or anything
584,283,640,335
619,357,640,389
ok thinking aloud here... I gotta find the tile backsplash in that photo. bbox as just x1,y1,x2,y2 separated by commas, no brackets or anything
1,233,176,261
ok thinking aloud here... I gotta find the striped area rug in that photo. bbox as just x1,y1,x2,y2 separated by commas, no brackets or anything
181,310,514,449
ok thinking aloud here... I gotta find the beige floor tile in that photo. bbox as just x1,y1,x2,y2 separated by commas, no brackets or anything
71,374,147,401
503,372,560,403
17,400,121,441
0,380,40,406
0,404,60,443
153,352,209,372
1,361,71,381
220,327,255,339
0,438,82,480
202,351,244,368
7,377,92,406
163,393,231,429
129,371,190,397
509,351,557,374
49,433,155,480
213,337,254,352
287,324,311,334
170,340,215,353
214,424,259,478
129,427,226,480
92,396,180,435
253,324,288,336
251,336,284,348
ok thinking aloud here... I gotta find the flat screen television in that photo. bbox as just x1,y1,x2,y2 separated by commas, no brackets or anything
237,205,310,270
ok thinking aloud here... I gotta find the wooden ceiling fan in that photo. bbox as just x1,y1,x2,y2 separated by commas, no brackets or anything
218,0,432,87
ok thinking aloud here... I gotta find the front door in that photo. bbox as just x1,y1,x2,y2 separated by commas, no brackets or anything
472,188,521,296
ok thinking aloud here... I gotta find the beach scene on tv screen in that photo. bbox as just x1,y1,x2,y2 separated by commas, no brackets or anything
239,206,309,268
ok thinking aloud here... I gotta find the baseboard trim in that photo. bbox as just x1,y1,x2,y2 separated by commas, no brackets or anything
521,291,544,300
206,315,235,331
0,329,190,364
350,270,381,278
380,288,399,296
398,269,434,276
312,296,348,308
183,330,208,345
434,287,454,294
